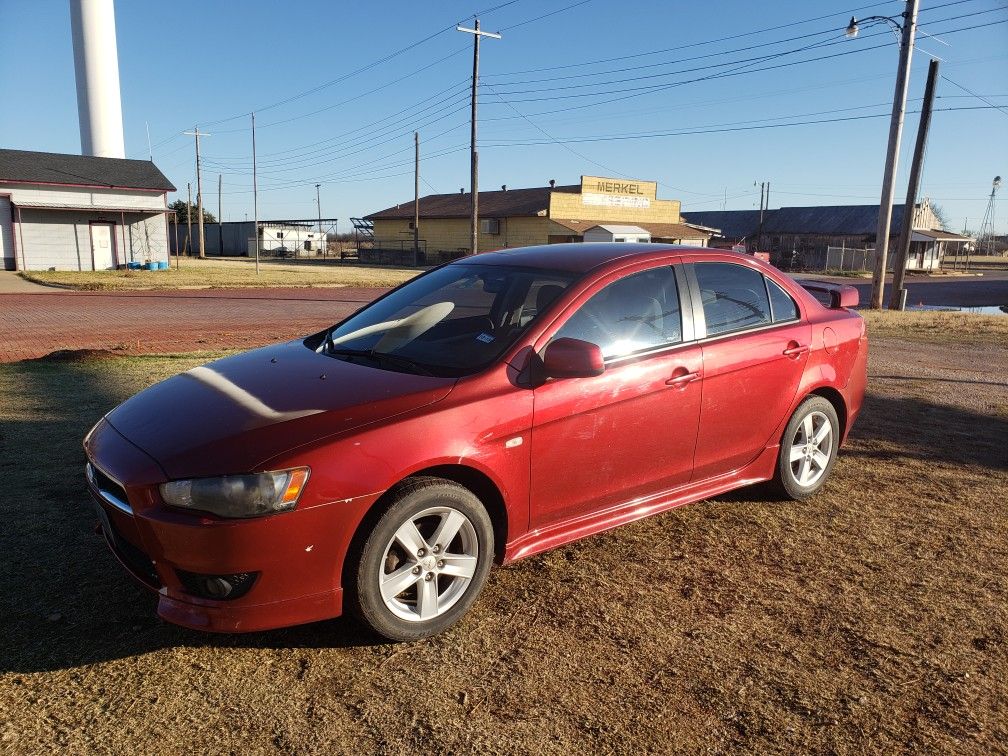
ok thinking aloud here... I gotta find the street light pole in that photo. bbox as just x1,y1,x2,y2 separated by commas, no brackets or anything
457,19,501,256
848,0,919,309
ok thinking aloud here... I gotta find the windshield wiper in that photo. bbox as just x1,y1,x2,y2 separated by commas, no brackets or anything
372,350,436,376
326,346,435,376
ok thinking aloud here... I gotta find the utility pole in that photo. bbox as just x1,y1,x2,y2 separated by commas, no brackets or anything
315,183,323,258
252,112,259,275
757,181,766,251
218,173,223,255
183,126,212,259
186,181,192,257
889,58,939,310
457,19,501,255
866,0,919,309
414,131,420,266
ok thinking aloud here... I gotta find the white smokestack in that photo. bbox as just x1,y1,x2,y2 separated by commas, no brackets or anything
69,0,125,158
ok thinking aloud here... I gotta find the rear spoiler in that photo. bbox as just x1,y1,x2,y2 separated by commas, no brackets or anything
799,280,860,309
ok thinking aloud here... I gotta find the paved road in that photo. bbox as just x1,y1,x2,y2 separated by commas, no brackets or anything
2,270,1006,363
0,287,381,362
794,271,1008,308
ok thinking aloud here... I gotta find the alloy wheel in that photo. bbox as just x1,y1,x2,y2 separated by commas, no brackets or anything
378,506,479,622
788,410,833,487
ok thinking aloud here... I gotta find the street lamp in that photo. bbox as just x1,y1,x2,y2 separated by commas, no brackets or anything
845,0,919,310
845,15,903,38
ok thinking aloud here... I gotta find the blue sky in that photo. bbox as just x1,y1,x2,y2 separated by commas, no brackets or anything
1,0,1005,233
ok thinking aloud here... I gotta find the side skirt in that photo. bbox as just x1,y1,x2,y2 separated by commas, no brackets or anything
503,444,779,563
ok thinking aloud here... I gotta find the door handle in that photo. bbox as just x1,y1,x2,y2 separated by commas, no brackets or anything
782,344,810,358
666,370,702,387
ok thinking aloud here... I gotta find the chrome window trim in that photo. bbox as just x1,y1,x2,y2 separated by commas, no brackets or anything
85,461,134,515
694,316,802,346
603,337,700,367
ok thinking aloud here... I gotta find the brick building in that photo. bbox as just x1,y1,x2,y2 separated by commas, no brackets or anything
364,175,713,264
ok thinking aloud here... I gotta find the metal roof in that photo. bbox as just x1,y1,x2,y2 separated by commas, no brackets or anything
366,184,580,220
587,224,650,235
762,204,907,235
551,218,713,240
15,202,168,213
0,148,175,191
683,204,923,239
680,210,762,240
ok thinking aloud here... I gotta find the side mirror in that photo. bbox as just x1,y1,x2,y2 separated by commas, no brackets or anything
542,338,605,379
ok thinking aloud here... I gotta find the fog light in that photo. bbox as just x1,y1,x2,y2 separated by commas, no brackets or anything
176,570,258,601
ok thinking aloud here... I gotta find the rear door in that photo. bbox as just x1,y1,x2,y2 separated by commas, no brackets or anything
686,260,811,481
529,261,703,529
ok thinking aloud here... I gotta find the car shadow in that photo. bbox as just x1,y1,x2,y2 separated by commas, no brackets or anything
0,357,386,675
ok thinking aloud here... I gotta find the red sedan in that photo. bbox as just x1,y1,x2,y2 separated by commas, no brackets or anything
84,244,867,640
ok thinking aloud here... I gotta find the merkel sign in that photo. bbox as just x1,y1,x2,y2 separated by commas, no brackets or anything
580,175,657,209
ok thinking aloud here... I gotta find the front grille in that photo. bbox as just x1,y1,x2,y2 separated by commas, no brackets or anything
88,463,131,513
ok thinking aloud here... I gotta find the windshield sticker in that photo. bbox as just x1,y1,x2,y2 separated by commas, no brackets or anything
475,332,495,344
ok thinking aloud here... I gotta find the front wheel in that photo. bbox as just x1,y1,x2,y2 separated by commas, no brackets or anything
773,396,840,500
351,478,494,641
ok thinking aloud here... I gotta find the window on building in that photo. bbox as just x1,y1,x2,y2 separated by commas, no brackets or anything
480,218,500,235
694,262,772,336
766,277,798,322
553,266,682,359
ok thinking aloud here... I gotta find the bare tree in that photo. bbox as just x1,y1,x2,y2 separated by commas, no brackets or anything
930,202,950,230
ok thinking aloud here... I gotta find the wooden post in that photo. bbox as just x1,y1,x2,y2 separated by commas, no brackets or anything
889,58,939,309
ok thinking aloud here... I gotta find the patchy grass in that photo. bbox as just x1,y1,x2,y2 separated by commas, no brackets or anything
19,257,420,291
1,333,1006,754
861,309,1008,346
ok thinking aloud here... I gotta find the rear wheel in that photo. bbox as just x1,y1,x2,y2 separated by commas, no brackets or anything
351,478,494,641
773,395,839,500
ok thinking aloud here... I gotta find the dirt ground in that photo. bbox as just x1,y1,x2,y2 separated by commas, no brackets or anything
0,315,1006,755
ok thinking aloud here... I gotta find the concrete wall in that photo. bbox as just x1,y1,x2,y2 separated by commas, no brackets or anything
16,208,168,270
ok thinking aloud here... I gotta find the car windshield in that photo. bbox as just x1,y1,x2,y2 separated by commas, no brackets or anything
317,263,578,377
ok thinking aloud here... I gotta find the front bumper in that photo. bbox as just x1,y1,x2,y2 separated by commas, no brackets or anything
84,419,374,633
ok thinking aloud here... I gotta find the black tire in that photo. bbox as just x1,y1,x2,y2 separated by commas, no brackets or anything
350,477,494,641
772,395,840,500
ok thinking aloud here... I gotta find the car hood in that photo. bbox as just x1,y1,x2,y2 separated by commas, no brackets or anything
105,340,456,479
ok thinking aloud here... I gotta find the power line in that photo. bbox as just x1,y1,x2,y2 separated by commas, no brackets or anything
942,74,1008,117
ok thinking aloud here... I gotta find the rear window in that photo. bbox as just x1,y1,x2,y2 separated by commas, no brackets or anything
695,262,771,336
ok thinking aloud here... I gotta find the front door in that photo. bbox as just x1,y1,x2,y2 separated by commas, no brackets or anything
90,223,116,270
0,197,13,271
530,263,703,529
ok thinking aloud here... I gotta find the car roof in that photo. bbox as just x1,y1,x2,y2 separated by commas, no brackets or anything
458,243,707,274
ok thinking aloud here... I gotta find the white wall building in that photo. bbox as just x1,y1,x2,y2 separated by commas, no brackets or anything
583,224,652,243
0,148,175,271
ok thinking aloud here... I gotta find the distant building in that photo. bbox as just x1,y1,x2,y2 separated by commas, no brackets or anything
170,220,327,257
364,176,714,264
683,200,973,270
0,148,174,271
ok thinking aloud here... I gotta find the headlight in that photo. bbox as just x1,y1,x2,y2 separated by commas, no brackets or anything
159,468,309,519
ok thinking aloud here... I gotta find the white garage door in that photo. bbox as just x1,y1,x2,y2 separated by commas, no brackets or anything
0,196,14,271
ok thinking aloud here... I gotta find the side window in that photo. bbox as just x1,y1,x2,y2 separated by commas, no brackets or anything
694,262,771,336
766,277,798,322
554,267,682,359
